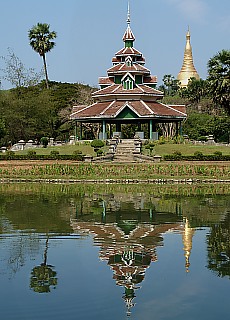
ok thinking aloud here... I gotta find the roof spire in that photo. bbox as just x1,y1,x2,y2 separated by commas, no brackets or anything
127,1,131,26
123,1,135,46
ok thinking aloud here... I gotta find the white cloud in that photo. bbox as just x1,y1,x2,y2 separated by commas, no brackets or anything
167,0,208,22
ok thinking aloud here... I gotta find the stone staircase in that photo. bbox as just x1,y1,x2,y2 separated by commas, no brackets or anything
113,139,136,162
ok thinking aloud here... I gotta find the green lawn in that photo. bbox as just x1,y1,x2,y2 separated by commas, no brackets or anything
16,141,229,157
151,143,230,156
17,143,107,156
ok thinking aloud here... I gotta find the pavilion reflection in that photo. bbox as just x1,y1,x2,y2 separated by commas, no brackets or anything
71,194,195,316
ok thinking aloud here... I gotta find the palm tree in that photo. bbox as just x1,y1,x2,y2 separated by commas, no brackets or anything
28,23,57,89
207,49,230,114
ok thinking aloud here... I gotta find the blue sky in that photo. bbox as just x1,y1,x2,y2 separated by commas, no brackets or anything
0,0,229,89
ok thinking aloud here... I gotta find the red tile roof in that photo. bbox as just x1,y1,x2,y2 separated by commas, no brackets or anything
70,100,186,120
143,76,157,84
122,25,135,42
107,63,150,74
98,77,114,85
115,47,142,56
92,84,163,97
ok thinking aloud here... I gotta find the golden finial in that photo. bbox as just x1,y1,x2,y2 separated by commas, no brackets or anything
177,28,199,87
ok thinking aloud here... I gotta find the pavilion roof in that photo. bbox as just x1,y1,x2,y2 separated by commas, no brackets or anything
107,63,150,74
123,25,135,42
70,99,186,120
115,47,142,56
92,84,163,97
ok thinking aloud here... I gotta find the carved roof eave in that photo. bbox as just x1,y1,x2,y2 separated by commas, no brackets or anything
107,70,150,76
70,114,187,121
92,93,164,100
70,100,187,121
115,47,142,56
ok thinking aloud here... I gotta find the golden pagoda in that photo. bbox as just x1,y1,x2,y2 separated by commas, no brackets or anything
182,218,195,272
177,28,199,87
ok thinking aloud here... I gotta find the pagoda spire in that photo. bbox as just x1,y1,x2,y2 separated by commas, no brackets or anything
177,27,199,87
123,1,135,47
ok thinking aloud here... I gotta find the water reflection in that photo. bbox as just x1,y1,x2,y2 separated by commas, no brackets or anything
71,194,196,316
0,184,230,319
207,211,230,278
30,235,58,293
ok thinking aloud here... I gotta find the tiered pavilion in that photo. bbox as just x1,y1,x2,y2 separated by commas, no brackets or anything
70,6,187,140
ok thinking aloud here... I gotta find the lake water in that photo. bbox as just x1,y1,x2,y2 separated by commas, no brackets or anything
0,183,230,320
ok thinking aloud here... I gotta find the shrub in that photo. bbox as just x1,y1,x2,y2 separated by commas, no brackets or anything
172,151,182,160
50,150,60,156
96,149,104,156
91,139,105,153
73,150,82,155
213,151,222,156
5,150,15,159
145,142,155,155
40,137,49,148
194,151,204,158
27,150,37,159
158,136,166,145
90,139,104,148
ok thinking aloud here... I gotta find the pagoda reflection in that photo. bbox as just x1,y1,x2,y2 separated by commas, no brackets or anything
71,193,195,316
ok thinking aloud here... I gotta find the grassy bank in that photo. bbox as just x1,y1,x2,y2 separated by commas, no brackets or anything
0,161,230,181
1,182,230,197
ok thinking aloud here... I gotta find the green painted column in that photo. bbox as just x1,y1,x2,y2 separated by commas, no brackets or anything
116,122,121,132
74,121,77,142
176,122,179,137
80,122,83,140
149,119,153,140
102,120,106,140
179,122,183,142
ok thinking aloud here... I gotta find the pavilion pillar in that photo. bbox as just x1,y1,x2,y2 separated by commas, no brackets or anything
80,122,83,140
74,121,77,141
102,120,106,140
176,122,179,137
179,121,183,142
149,119,153,140
138,121,141,131
116,122,121,132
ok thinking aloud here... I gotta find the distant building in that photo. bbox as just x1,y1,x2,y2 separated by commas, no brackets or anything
177,29,200,87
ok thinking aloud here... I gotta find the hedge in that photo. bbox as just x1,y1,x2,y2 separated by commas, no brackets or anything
163,154,230,161
0,154,84,161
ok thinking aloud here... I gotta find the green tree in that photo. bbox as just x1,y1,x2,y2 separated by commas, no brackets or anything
28,23,57,89
207,49,230,114
162,74,180,96
180,77,208,104
0,48,42,89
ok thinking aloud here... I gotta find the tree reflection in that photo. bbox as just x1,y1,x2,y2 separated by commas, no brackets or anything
207,213,230,278
30,236,57,293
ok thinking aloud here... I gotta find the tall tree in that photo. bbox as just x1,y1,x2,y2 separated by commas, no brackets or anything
207,49,230,114
28,23,57,89
180,77,208,104
162,74,180,96
0,48,42,89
